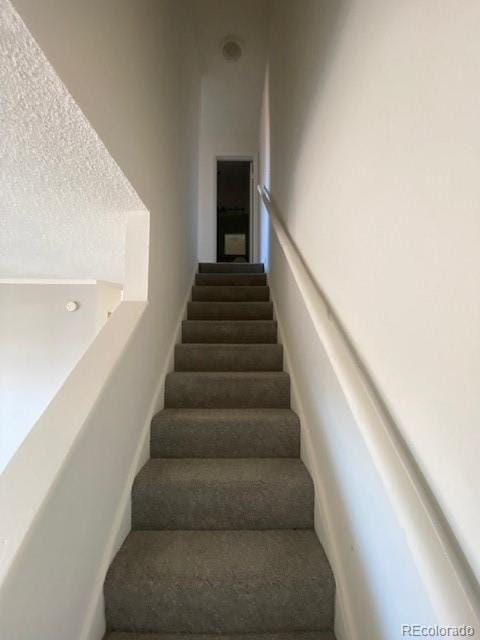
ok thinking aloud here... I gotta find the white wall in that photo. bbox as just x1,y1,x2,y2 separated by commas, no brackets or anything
268,242,435,639
94,281,123,331
0,282,121,473
264,0,480,632
0,1,200,638
194,0,268,261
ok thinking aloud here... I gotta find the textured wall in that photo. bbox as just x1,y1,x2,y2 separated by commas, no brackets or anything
0,2,200,637
0,0,145,282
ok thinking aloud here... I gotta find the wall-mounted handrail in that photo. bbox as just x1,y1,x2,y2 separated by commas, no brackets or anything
258,184,480,627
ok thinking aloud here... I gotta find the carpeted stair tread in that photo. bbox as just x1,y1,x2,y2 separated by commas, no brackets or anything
192,286,269,302
182,320,277,344
188,301,273,321
132,458,313,530
175,343,283,371
195,273,267,286
104,530,334,633
105,632,336,640
165,371,290,408
199,263,264,273
150,408,300,458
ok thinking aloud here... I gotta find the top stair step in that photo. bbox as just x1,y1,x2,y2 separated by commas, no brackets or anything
199,263,264,274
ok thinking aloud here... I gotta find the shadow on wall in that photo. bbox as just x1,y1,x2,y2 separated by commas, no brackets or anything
267,0,350,220
266,0,480,606
262,2,449,636
269,237,436,639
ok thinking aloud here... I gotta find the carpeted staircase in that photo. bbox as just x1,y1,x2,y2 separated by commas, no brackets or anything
103,263,335,640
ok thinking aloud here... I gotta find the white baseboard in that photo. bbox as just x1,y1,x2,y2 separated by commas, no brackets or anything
271,295,357,640
80,268,195,640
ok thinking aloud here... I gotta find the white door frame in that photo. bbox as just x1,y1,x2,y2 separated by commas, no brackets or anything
214,154,259,263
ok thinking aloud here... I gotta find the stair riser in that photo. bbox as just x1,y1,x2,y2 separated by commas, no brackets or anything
132,473,314,530
195,273,267,286
165,374,290,409
192,286,270,302
175,344,283,372
199,263,264,273
188,302,273,321
150,422,299,458
182,321,277,344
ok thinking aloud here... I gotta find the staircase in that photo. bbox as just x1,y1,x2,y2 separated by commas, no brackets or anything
104,263,335,640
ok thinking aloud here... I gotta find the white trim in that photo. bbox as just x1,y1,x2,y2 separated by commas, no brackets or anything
271,295,355,640
0,278,99,285
0,278,123,287
79,266,195,640
259,185,480,628
123,210,150,301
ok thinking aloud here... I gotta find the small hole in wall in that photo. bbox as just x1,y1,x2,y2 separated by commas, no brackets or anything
221,36,243,61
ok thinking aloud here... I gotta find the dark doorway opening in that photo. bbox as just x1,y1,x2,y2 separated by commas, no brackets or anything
216,159,252,262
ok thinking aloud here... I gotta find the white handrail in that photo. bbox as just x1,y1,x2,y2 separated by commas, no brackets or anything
258,184,480,627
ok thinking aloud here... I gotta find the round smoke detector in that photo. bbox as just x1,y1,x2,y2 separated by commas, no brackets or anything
220,36,244,62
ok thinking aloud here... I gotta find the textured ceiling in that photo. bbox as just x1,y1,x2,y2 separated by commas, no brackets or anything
0,0,146,283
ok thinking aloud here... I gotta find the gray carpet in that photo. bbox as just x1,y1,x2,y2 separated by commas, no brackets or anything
187,301,273,320
198,262,264,273
104,263,335,639
192,285,270,301
105,633,336,640
165,371,290,408
150,408,300,458
105,530,333,634
195,272,267,286
132,458,314,530
182,319,278,343
174,343,283,372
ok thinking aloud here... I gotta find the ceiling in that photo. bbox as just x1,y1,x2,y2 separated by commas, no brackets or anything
192,0,270,74
192,0,270,154
0,0,145,283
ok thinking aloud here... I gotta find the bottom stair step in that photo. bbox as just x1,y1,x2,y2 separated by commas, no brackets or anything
105,530,334,634
105,633,336,640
